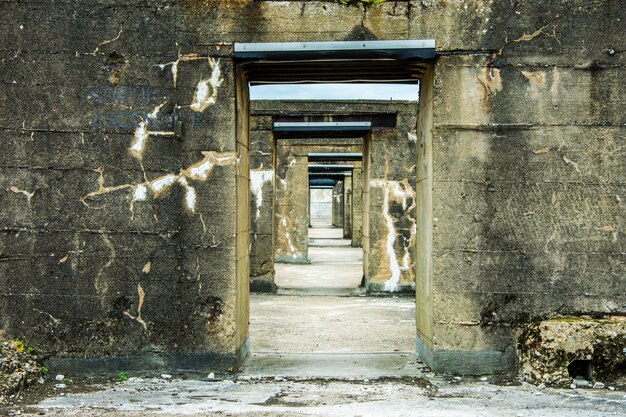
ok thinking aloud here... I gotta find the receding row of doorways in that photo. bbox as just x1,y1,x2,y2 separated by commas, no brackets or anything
234,40,435,375
248,128,417,361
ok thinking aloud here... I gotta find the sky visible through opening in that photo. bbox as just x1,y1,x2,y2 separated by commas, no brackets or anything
250,83,420,101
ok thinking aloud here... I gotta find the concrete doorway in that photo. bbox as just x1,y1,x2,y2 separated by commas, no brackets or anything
234,40,435,377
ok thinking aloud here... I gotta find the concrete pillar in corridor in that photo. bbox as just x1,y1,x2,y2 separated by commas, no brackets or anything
366,117,417,293
275,148,309,263
332,181,344,228
351,162,363,247
343,175,353,239
249,116,276,291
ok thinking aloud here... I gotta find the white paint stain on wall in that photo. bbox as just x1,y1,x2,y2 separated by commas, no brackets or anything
87,59,229,217
123,283,147,331
9,186,35,206
132,184,148,202
158,53,210,88
82,152,237,214
282,215,297,258
370,178,416,292
190,58,223,112
129,101,174,161
250,169,274,219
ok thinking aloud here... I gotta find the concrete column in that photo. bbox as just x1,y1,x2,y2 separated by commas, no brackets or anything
343,175,353,239
274,149,309,263
248,116,276,292
351,162,363,247
366,118,417,294
332,181,344,228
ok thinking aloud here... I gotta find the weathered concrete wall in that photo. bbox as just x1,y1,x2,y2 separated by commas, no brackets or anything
0,0,248,371
411,0,626,374
1,0,624,377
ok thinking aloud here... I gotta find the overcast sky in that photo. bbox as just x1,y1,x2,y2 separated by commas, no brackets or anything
250,83,420,101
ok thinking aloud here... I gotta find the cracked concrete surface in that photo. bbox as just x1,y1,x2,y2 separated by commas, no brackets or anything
13,377,626,417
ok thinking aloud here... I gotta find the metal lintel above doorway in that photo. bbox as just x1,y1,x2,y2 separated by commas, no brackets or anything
308,164,354,172
309,178,337,187
234,40,435,61
308,153,363,162
237,40,434,83
274,122,371,133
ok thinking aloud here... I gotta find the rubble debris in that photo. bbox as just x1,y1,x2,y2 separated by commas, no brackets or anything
517,316,626,388
0,341,45,403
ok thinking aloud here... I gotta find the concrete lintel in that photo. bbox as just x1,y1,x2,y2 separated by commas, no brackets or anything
416,337,517,376
308,164,354,170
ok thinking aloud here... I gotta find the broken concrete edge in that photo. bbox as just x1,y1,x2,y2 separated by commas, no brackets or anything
249,278,277,293
367,282,416,295
416,336,517,376
45,338,250,379
516,315,626,387
276,287,366,297
0,342,46,400
274,255,310,264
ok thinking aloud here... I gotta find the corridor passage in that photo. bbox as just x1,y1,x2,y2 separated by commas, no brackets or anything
249,224,416,360
275,224,362,294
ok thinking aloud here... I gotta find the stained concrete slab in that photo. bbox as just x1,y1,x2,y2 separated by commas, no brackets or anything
249,294,416,353
241,352,425,379
308,225,351,247
20,377,626,417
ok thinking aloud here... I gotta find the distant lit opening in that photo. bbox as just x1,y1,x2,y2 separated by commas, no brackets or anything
250,82,419,101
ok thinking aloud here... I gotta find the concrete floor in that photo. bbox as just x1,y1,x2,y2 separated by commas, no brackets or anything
275,226,362,292
18,377,626,417
249,225,418,376
308,225,351,247
249,294,416,354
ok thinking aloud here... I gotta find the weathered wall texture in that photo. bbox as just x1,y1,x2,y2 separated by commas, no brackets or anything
0,0,624,375
248,112,275,291
411,0,626,374
0,0,248,370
